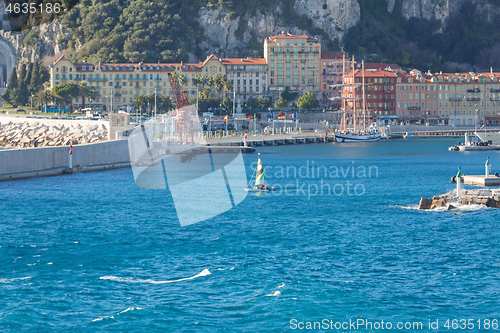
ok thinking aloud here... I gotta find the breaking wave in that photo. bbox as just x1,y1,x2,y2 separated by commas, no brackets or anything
0,276,32,283
99,268,211,284
92,307,143,322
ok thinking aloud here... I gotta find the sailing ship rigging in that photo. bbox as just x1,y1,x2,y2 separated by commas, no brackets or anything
332,56,382,142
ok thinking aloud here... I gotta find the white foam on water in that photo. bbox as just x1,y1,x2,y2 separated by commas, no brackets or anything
92,315,114,322
99,268,211,284
277,283,285,289
92,307,143,322
0,276,32,283
119,307,143,314
266,291,281,297
47,262,53,265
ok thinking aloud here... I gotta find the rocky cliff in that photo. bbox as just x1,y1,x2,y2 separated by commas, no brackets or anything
2,0,500,70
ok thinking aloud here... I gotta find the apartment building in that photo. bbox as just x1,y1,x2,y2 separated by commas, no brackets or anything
396,69,500,126
435,72,500,126
50,55,206,110
264,33,321,96
343,69,397,117
221,57,268,102
396,70,440,124
319,51,353,108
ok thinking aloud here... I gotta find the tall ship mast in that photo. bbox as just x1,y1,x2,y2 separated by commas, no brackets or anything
333,58,382,143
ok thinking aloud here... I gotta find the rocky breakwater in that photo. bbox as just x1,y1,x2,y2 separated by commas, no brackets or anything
419,188,500,210
0,121,108,148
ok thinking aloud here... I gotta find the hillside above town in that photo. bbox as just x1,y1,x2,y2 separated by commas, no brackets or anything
8,0,500,72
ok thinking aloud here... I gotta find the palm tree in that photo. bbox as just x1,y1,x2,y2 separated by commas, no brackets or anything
214,74,224,101
170,72,187,88
145,93,155,116
78,82,98,110
223,76,233,105
200,87,211,100
41,81,51,112
178,74,188,87
158,95,174,113
199,75,208,89
133,95,146,120
192,74,201,92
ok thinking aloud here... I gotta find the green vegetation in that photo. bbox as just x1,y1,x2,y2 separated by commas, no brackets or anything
15,0,500,83
190,73,232,114
296,92,319,111
2,61,49,107
281,87,298,103
274,97,287,109
345,0,500,71
61,0,203,63
246,97,271,110
132,94,174,115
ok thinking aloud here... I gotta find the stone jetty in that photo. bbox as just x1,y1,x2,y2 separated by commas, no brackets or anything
419,189,500,210
0,121,108,148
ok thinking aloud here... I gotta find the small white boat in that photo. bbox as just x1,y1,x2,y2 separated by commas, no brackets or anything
245,153,276,192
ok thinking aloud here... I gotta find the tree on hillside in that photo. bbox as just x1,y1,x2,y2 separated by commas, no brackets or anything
274,97,287,109
2,67,20,107
296,92,319,112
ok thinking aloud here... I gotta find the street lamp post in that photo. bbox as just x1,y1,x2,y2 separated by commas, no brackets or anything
475,103,479,133
110,89,113,113
154,89,157,140
30,94,33,110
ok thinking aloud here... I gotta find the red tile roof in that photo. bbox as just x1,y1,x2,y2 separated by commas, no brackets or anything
54,54,70,64
201,54,221,67
346,69,398,78
221,58,266,65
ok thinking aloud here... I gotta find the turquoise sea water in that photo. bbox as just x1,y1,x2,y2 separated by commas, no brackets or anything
1,138,500,332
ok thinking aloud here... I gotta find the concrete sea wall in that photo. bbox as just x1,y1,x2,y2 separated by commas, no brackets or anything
0,139,130,181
